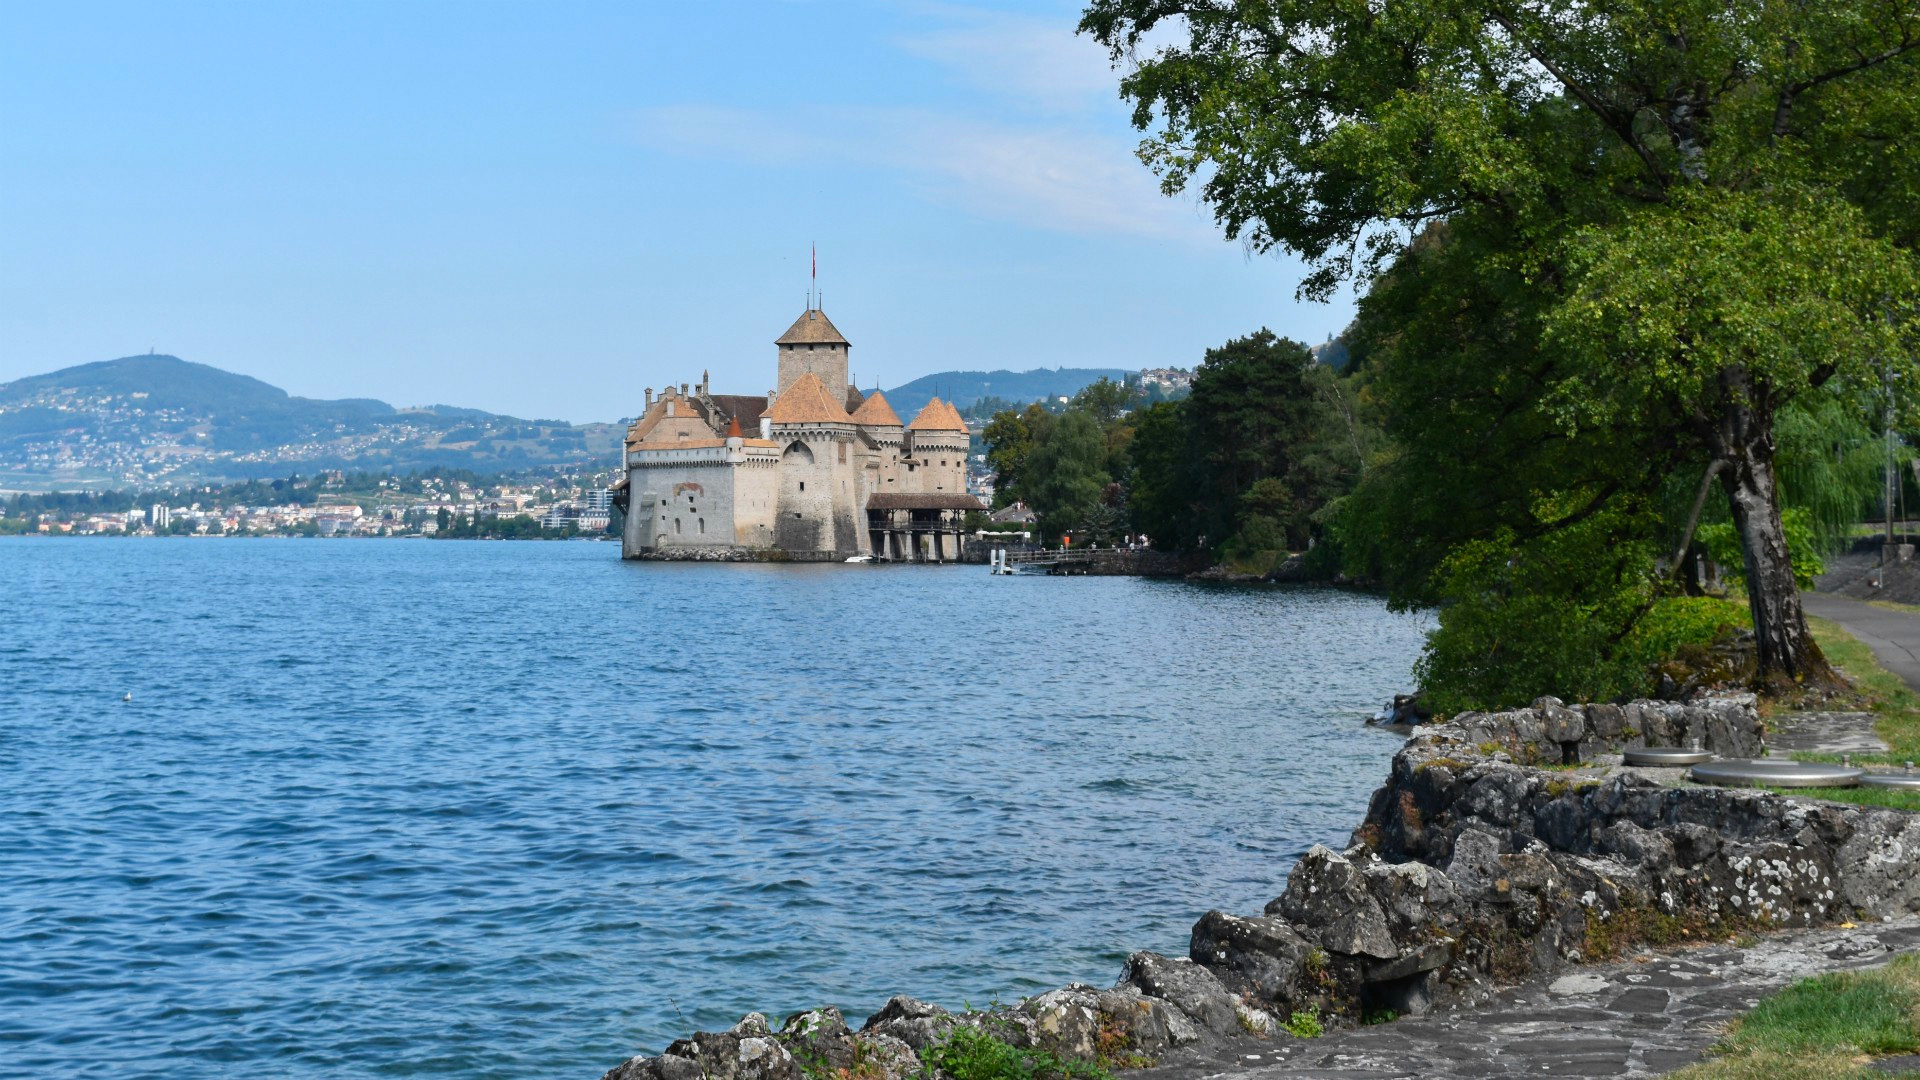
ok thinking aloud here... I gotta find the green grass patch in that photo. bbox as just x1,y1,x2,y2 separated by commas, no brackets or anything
1671,953,1920,1079
916,1024,1115,1080
1760,784,1920,812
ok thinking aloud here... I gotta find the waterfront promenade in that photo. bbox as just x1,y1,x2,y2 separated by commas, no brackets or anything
1142,918,1920,1079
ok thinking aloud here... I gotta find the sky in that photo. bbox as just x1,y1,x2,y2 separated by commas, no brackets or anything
0,0,1354,423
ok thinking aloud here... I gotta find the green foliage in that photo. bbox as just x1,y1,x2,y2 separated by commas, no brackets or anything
982,404,1050,510
1281,1011,1323,1039
1125,330,1365,558
915,1024,1113,1080
1085,0,1920,687
1023,410,1111,541
1620,597,1752,670
1414,510,1666,713
1070,378,1133,427
1698,508,1826,590
1121,400,1188,547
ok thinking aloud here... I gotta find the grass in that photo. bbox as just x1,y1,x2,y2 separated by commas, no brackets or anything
1764,784,1920,812
1670,953,1920,1079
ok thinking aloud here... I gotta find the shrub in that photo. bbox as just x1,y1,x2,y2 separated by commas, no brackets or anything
916,1024,1114,1080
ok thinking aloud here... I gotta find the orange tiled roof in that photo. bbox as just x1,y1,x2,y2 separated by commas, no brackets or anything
906,396,967,432
764,372,853,425
849,389,904,427
775,308,849,346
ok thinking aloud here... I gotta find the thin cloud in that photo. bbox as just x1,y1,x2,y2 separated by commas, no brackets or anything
636,103,1211,241
893,7,1122,114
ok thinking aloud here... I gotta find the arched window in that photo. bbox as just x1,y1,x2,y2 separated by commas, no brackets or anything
698,518,705,534
783,440,814,465
674,518,682,534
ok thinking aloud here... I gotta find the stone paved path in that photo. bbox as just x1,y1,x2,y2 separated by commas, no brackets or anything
1146,918,1920,1079
1769,710,1889,755
1804,592,1920,693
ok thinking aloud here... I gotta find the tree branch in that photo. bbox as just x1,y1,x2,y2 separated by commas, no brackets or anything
1484,7,1670,187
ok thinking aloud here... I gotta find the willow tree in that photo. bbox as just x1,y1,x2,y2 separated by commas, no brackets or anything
1083,0,1920,684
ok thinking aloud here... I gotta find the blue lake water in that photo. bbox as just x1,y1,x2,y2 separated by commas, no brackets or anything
0,538,1430,1079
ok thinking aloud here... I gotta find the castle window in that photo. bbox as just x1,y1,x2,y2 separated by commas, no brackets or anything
674,518,682,534
799,481,805,491
698,518,705,534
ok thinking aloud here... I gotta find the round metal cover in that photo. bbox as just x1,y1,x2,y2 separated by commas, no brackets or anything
1860,772,1920,790
1623,747,1714,767
1690,759,1862,789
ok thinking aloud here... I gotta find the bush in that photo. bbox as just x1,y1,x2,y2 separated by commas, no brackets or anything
1619,596,1751,670
916,1025,1113,1080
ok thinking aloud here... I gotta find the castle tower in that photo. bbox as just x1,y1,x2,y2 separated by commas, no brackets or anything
776,307,849,399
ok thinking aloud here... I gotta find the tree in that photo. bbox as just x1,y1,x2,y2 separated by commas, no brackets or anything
1071,377,1133,426
1083,0,1920,687
1185,330,1352,552
1125,400,1191,546
982,404,1052,508
1025,409,1110,540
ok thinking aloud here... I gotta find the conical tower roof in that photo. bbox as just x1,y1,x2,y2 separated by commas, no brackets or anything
850,389,904,428
764,372,853,425
776,308,849,346
907,396,968,432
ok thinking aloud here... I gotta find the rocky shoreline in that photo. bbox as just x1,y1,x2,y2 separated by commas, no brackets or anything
599,696,1920,1080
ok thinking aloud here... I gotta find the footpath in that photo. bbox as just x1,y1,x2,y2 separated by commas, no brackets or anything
1159,917,1920,1079
1803,592,1920,693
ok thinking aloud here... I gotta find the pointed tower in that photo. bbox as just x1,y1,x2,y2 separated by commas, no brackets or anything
775,307,850,399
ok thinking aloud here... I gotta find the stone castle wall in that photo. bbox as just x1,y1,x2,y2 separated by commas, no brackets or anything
777,343,848,396
771,427,861,558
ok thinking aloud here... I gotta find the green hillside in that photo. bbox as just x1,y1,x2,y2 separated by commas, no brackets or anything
0,354,617,489
882,368,1131,418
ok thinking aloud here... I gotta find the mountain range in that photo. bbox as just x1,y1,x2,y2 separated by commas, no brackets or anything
0,355,1131,490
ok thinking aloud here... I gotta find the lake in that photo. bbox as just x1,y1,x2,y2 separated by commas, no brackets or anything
0,538,1430,1079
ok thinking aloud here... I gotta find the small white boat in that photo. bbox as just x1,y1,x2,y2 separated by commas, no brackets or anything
845,554,874,563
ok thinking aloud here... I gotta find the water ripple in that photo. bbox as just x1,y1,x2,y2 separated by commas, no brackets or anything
0,538,1429,1080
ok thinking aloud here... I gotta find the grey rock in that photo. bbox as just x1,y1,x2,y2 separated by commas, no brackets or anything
1271,846,1396,960
1093,987,1198,1051
607,1014,800,1080
778,1007,855,1076
1016,987,1100,1058
1593,820,1675,876
860,996,957,1050
1119,951,1242,1036
1190,909,1313,1003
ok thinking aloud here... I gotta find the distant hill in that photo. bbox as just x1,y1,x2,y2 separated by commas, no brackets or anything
882,368,1131,419
0,354,620,489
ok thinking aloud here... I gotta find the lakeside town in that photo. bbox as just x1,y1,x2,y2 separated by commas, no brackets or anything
0,471,622,538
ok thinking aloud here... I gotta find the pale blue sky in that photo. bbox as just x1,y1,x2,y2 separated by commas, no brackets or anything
0,1,1352,422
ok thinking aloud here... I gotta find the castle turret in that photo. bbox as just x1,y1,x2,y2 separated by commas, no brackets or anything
776,307,849,399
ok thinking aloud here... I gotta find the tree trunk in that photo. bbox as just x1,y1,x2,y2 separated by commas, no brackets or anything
1711,371,1836,687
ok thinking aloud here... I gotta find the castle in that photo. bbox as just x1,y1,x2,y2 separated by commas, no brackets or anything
612,306,983,561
